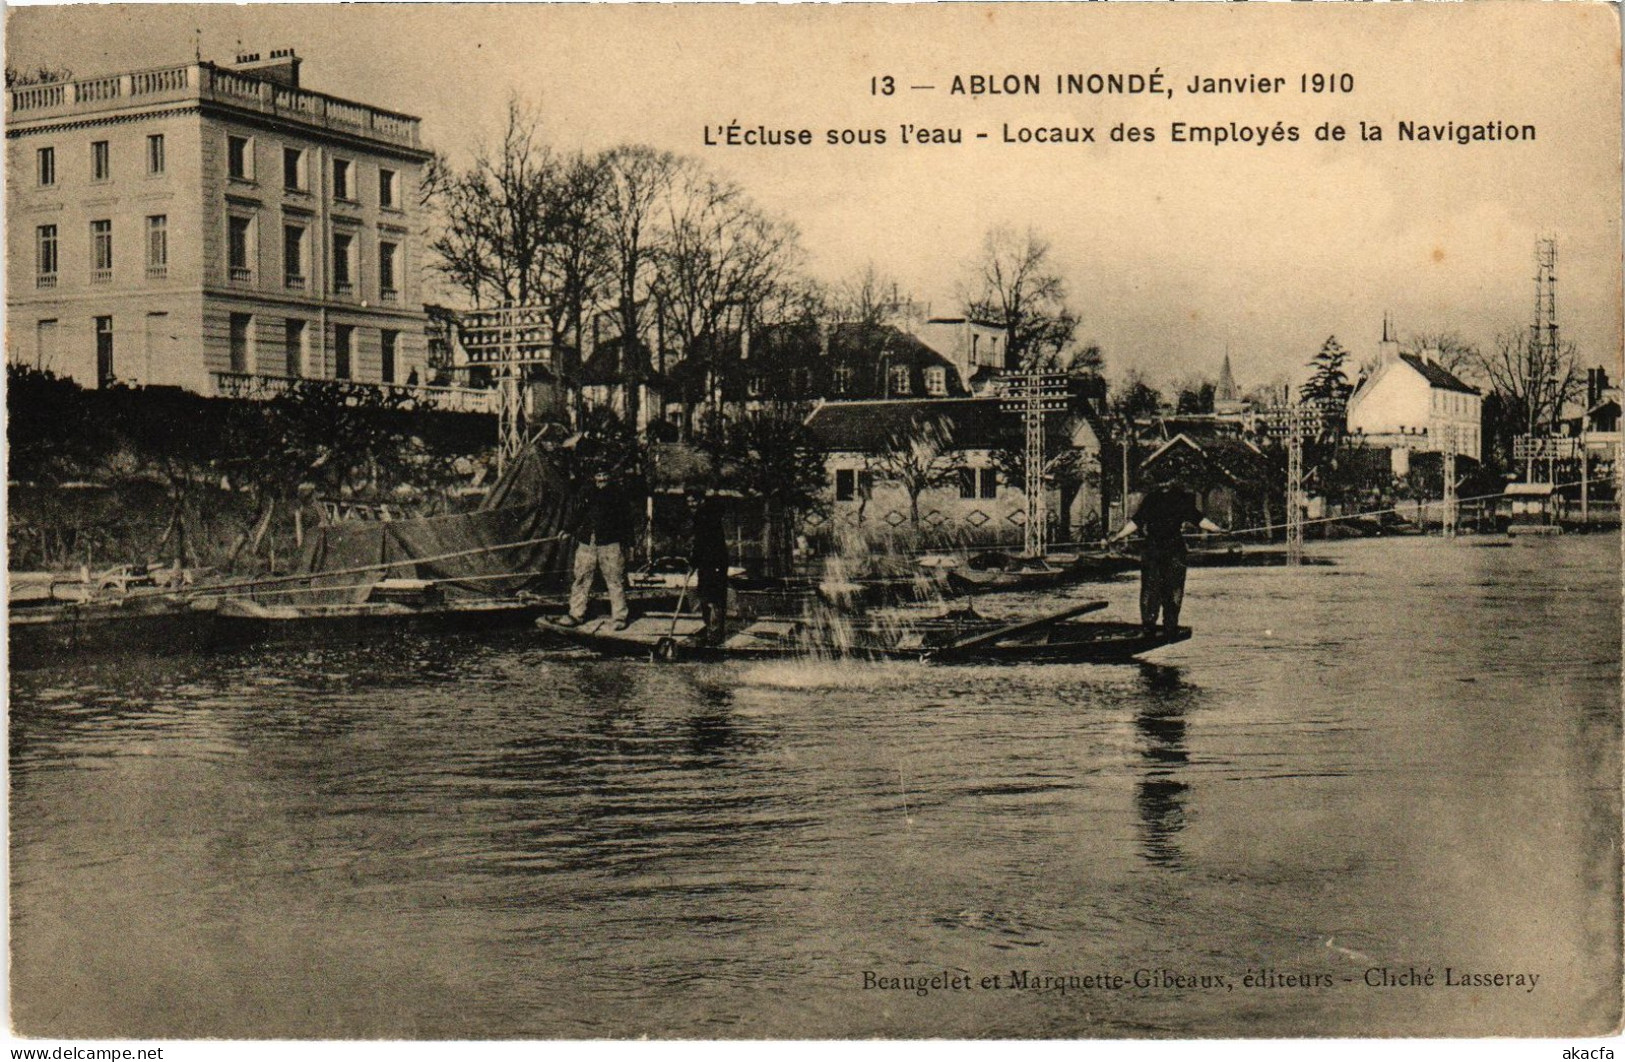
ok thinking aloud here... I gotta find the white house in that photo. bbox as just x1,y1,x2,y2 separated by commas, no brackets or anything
1345,321,1482,474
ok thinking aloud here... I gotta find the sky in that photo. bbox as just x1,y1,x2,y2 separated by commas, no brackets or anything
7,2,1622,394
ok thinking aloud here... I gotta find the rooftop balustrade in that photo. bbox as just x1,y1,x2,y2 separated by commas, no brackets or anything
9,62,422,152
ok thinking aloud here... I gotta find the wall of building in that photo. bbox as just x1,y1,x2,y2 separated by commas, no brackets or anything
908,319,1007,387
813,449,1092,549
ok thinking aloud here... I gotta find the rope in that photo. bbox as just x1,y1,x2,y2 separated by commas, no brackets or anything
1088,470,1619,544
1223,471,1618,538
204,567,563,603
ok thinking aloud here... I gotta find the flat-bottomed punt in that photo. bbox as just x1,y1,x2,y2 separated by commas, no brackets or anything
537,600,1189,664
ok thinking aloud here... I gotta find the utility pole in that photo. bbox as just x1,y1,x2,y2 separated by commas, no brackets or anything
458,305,553,471
1440,424,1457,538
1286,405,1305,565
1000,368,1069,556
1525,237,1560,484
1267,400,1321,565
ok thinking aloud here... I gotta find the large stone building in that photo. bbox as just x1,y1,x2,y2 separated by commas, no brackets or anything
6,50,434,396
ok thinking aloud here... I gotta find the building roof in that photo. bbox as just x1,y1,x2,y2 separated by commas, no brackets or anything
805,397,1090,453
1140,432,1270,486
1398,353,1479,395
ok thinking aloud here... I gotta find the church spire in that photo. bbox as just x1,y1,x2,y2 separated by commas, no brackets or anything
1216,349,1238,403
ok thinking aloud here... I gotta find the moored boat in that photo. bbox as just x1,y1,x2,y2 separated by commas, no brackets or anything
9,594,220,670
212,592,549,648
936,549,1136,595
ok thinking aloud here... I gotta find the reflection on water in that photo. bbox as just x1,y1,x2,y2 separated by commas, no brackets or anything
9,535,1622,1039
1133,664,1195,869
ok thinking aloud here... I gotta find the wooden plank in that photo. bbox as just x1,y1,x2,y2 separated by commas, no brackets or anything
935,600,1109,655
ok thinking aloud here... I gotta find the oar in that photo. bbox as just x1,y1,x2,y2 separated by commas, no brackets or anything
934,599,1109,657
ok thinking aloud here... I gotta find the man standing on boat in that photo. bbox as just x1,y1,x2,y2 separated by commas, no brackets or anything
1109,478,1224,635
557,467,632,630
687,487,729,645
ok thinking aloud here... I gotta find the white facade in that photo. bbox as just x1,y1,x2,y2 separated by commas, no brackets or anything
907,318,1008,391
1346,333,1482,463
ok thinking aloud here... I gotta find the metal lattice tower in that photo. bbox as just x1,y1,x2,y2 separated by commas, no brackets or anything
1265,400,1320,565
1531,238,1560,441
456,306,553,471
1000,370,1069,556
1285,406,1306,564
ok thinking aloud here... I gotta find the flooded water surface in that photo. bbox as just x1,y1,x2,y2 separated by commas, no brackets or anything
10,535,1621,1038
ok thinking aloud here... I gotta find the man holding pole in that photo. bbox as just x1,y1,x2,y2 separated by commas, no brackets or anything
686,486,730,644
1109,477,1224,636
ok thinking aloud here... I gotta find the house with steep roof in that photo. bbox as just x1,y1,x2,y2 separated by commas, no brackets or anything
1137,431,1274,531
803,395,1103,549
1345,320,1482,474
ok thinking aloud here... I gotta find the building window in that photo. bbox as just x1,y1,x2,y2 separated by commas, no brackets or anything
35,320,59,371
91,140,110,182
228,135,253,180
979,468,998,500
747,374,763,398
90,219,113,282
229,313,253,374
379,168,398,209
835,468,857,502
332,232,354,295
380,329,398,384
378,240,398,300
283,147,305,191
37,146,55,187
334,324,354,380
284,319,307,377
333,158,352,200
228,216,254,283
146,215,168,278
284,225,306,289
35,225,58,287
925,366,947,396
95,316,114,388
890,365,911,395
832,365,852,394
959,468,978,499
147,134,165,175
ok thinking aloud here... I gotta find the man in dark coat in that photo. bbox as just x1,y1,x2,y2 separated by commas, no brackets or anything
687,488,729,644
558,467,632,629
1110,478,1224,634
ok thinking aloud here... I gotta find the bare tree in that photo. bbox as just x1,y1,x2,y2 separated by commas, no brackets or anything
1401,330,1482,381
1477,326,1583,441
868,412,964,528
656,165,803,415
831,262,911,326
539,152,612,352
429,98,558,308
962,225,1079,369
599,145,682,427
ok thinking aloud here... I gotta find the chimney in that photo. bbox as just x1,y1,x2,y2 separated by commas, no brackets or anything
1421,347,1439,366
231,47,301,89
1378,313,1400,366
